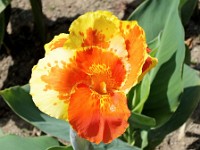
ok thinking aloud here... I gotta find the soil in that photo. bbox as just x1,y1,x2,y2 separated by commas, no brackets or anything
0,0,200,149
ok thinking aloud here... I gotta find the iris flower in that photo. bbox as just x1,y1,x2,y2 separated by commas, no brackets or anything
30,11,157,144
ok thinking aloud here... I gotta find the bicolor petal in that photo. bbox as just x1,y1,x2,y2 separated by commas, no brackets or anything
44,33,69,54
30,48,90,120
68,84,130,144
65,11,119,49
138,48,158,82
119,21,147,90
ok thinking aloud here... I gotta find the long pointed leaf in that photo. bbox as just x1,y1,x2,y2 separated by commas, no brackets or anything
0,135,59,150
29,0,46,42
146,65,200,149
0,86,70,142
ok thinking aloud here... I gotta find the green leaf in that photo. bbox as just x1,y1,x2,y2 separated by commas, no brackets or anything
179,0,187,6
0,86,70,142
128,74,150,113
180,0,198,25
0,129,3,136
146,65,200,149
128,0,179,43
47,146,73,150
129,0,185,126
29,0,46,42
93,139,141,150
0,0,10,13
0,135,59,150
140,131,148,149
148,32,162,57
129,112,156,130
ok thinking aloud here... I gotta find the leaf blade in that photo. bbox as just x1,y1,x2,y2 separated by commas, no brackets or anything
147,65,200,149
0,86,70,142
0,0,10,13
0,135,59,150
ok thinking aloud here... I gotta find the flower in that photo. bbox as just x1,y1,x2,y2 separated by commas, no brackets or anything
30,11,158,144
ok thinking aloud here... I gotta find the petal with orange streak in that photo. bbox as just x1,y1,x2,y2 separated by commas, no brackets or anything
68,84,130,144
75,47,128,92
44,33,69,54
138,55,158,82
65,11,119,49
120,21,147,91
30,48,90,120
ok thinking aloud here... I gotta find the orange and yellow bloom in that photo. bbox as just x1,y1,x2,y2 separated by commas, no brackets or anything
30,11,157,144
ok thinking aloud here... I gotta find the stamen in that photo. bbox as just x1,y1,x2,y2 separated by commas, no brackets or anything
89,64,110,74
99,82,107,94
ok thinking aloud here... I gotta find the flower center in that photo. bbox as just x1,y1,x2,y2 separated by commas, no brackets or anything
88,63,111,94
89,63,110,74
99,82,107,94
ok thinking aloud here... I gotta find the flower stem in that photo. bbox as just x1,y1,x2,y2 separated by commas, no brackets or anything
70,128,94,150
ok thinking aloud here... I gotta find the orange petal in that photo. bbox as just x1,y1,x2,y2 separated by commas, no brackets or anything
119,21,147,90
30,48,90,120
75,47,128,93
44,33,69,54
68,84,130,144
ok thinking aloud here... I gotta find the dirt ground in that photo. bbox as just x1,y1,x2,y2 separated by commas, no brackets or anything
0,0,200,149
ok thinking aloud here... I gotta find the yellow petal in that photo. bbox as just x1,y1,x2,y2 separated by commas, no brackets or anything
44,33,69,54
